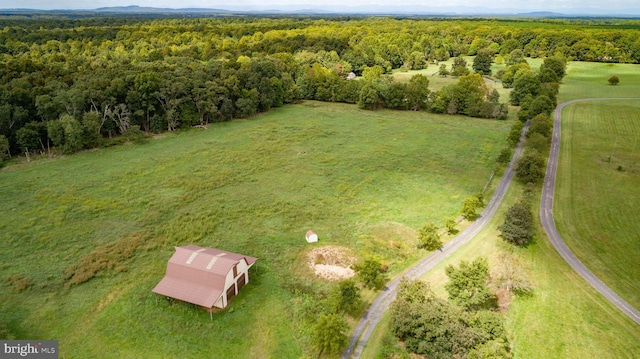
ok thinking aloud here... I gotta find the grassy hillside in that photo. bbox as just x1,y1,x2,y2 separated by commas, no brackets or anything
0,101,509,357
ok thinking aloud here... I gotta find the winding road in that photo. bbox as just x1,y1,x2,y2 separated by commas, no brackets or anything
540,98,640,325
342,121,531,359
343,97,640,358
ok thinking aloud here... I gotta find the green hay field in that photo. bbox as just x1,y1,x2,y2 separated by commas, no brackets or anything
554,98,640,310
0,101,509,358
554,61,640,308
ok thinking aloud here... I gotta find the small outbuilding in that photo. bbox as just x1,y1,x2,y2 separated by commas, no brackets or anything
152,245,257,314
306,230,318,243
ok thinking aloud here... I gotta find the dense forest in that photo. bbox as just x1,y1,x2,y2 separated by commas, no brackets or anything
0,16,638,159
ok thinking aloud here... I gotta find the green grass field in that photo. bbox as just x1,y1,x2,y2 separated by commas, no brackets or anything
553,62,640,309
554,102,640,308
0,101,509,358
559,62,640,102
365,181,640,359
365,61,640,359
392,56,520,103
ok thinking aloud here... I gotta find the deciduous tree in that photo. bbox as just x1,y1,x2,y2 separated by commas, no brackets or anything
445,257,492,311
473,49,493,75
354,258,387,290
498,203,534,246
608,75,620,85
418,222,442,250
515,150,545,184
313,313,348,357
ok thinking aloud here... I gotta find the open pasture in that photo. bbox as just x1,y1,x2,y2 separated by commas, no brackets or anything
559,62,640,102
0,101,508,357
555,99,640,309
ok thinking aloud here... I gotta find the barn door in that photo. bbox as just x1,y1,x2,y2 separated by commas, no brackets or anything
226,284,237,303
237,273,246,291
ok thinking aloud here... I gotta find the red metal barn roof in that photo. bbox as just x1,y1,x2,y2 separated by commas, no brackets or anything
152,245,258,308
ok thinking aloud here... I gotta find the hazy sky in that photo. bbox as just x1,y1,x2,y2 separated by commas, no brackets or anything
2,0,640,14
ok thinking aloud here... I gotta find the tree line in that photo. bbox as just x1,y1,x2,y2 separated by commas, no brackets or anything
0,16,635,161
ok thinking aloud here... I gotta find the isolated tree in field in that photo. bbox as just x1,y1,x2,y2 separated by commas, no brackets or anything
473,49,494,75
515,150,545,183
313,313,348,357
445,257,492,311
451,56,468,76
498,203,534,246
608,76,620,85
354,258,387,290
418,222,442,250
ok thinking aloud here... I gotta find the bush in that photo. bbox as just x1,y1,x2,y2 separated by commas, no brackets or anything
497,147,513,164
608,75,620,85
446,218,458,235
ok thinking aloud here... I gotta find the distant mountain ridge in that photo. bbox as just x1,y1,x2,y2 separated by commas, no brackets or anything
1,4,640,17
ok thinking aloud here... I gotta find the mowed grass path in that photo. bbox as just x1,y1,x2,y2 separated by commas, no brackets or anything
555,100,640,309
0,101,508,358
555,61,640,309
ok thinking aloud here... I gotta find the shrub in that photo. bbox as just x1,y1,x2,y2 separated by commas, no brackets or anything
608,75,620,85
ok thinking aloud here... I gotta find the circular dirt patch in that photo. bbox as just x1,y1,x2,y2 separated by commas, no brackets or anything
307,246,356,281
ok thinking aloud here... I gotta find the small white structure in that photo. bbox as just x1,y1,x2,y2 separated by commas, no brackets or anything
346,72,356,80
306,230,318,243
